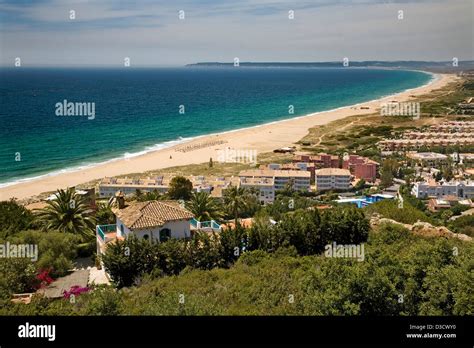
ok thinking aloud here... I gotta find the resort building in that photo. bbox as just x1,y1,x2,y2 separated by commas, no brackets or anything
239,169,311,192
188,175,214,194
292,153,340,168
457,97,474,114
342,155,378,182
411,180,474,199
315,168,352,191
430,121,474,132
98,176,169,197
208,176,240,198
240,177,275,204
260,162,316,181
378,138,474,151
98,175,237,198
403,132,472,139
456,153,474,165
427,198,452,212
427,196,473,212
406,152,448,166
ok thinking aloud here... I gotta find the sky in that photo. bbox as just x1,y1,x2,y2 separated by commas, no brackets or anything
0,0,473,67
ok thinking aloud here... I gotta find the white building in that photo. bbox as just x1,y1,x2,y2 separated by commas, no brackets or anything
240,177,275,204
96,198,195,254
411,180,474,199
406,152,448,165
315,168,352,191
239,169,311,191
98,176,169,197
99,175,234,198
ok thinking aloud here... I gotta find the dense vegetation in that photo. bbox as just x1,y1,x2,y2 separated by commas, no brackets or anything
0,191,94,300
0,199,35,238
1,223,472,316
101,206,369,288
364,199,434,225
0,230,80,298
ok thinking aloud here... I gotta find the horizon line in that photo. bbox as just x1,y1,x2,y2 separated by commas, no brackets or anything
1,60,474,69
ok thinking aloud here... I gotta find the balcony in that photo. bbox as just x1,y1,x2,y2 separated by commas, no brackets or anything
190,218,221,232
96,224,117,243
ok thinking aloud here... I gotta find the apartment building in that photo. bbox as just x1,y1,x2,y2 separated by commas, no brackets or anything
98,175,235,198
378,138,474,151
403,132,472,139
457,97,474,114
411,180,474,199
260,162,316,181
239,177,275,204
315,168,352,191
239,169,311,192
98,176,169,197
406,152,448,166
292,153,339,168
429,121,474,132
342,155,378,182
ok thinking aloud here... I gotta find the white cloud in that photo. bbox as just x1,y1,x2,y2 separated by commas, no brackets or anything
0,0,472,66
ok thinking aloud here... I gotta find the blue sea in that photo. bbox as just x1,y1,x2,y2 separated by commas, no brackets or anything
0,67,431,186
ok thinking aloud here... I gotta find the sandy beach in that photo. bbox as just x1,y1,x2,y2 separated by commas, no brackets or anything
0,73,458,201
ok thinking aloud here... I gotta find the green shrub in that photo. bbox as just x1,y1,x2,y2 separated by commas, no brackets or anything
0,200,34,238
365,199,433,225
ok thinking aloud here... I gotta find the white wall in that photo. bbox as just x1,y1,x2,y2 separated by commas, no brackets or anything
116,217,191,241
116,217,132,238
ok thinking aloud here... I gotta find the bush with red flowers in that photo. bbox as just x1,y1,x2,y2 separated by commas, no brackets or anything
63,285,90,299
35,268,54,289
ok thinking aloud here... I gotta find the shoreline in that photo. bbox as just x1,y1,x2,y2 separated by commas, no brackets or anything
0,71,436,191
0,72,457,201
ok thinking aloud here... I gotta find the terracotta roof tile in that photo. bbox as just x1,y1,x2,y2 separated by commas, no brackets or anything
113,201,194,230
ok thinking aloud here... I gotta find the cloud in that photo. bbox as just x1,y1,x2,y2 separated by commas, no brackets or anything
0,0,472,66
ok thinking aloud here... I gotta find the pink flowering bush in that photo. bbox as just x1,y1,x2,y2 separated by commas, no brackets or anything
35,268,54,289
63,285,90,299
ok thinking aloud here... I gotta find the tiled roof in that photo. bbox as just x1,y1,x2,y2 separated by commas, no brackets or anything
220,218,254,230
114,200,194,230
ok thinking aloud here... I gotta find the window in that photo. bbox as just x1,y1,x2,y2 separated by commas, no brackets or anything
143,234,149,241
159,228,171,242
120,224,124,236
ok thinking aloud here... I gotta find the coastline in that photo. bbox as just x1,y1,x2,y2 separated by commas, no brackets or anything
0,72,457,201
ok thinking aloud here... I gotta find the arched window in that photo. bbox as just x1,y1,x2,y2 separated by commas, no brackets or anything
143,234,149,241
159,228,171,242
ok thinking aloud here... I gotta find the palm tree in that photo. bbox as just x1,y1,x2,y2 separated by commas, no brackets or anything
35,187,96,239
134,189,144,201
138,189,164,202
96,201,115,225
185,191,222,221
223,186,251,224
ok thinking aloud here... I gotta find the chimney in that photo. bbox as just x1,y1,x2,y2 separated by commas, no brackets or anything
115,191,125,209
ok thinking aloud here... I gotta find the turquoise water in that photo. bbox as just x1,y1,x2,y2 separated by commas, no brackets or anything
0,67,431,186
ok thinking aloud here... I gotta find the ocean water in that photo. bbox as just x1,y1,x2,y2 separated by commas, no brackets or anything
0,67,431,186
